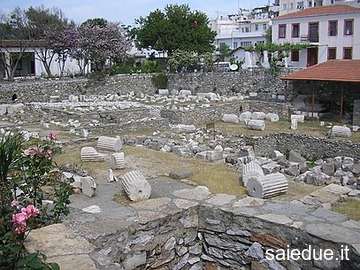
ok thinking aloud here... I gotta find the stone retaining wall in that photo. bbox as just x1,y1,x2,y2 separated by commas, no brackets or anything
0,69,291,103
251,133,360,160
34,186,359,270
168,69,290,100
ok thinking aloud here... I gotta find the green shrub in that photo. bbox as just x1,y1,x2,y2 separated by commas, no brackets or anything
151,73,168,89
0,132,70,269
110,59,163,75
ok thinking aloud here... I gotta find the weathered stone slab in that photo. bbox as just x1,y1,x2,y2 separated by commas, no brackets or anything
232,196,264,208
173,186,210,201
174,199,199,209
25,224,95,258
131,197,171,211
256,214,293,225
205,194,236,206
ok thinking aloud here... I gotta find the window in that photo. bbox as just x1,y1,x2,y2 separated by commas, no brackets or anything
290,3,294,9
328,47,336,60
233,42,238,49
263,24,267,30
328,20,338,36
255,24,259,31
308,22,319,42
240,41,252,47
344,19,353,35
291,50,299,62
292,24,300,38
308,1,312,7
343,47,352,59
279,24,286,38
283,4,287,10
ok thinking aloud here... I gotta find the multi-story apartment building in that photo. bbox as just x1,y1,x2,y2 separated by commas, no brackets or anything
274,0,360,16
210,6,273,51
272,5,360,67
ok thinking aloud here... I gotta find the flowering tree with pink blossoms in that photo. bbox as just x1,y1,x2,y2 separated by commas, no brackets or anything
73,19,131,73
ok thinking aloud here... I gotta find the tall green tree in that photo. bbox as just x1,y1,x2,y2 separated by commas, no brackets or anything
133,4,216,54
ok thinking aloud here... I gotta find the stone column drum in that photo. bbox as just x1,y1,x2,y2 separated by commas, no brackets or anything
241,161,264,187
97,136,123,152
247,173,288,199
81,147,105,162
121,171,151,202
110,152,125,170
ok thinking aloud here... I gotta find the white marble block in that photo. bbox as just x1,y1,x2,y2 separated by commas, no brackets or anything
81,147,105,162
246,120,265,131
222,114,239,124
291,114,305,123
121,171,151,202
251,112,266,120
266,113,279,122
206,150,224,162
247,173,288,199
291,119,298,130
68,95,79,103
239,111,252,122
242,161,264,187
158,89,169,96
330,126,352,138
97,136,123,152
179,90,192,97
80,176,97,197
111,152,126,170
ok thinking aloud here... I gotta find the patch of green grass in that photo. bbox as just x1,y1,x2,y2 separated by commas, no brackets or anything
124,146,246,196
54,144,108,176
274,180,320,201
333,199,360,221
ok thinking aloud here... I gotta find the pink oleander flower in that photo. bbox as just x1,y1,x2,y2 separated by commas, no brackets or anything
21,204,40,219
44,149,53,160
11,200,19,208
47,131,58,141
24,146,40,157
12,212,27,226
14,222,27,235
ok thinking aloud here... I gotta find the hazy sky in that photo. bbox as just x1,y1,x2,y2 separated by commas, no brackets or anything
0,0,269,25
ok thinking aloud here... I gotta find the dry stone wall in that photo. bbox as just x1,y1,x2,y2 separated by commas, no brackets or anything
168,69,290,100
0,70,291,103
250,133,360,160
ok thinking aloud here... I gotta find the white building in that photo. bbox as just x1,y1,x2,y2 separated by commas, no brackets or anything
210,6,273,54
275,0,360,16
272,5,360,67
0,40,89,80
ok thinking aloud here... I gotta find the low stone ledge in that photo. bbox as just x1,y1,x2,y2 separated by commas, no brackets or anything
26,185,360,269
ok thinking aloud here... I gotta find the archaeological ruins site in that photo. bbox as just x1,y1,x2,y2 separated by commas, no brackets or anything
1,69,360,270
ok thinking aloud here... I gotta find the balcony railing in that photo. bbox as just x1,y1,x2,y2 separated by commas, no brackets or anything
300,35,319,43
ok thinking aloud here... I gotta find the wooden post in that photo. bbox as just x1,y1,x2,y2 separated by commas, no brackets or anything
340,88,344,121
